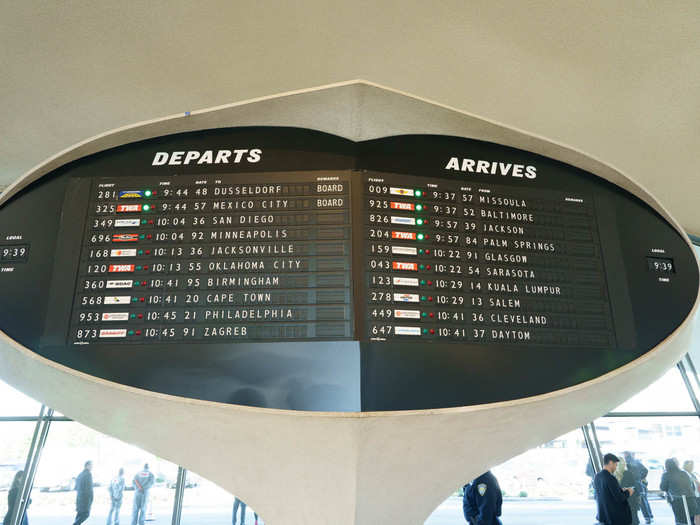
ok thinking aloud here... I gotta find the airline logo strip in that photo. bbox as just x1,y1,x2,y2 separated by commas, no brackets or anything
392,262,418,271
119,190,144,199
394,309,421,319
104,296,131,305
392,231,417,241
108,264,135,273
390,202,415,211
114,219,141,227
391,216,415,226
110,249,137,257
99,329,127,338
116,204,142,213
112,234,139,243
393,277,419,287
390,187,415,197
391,246,417,256
106,280,133,289
394,326,421,336
393,293,420,303
101,312,130,322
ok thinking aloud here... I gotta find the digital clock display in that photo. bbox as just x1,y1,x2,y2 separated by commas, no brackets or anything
0,244,29,262
647,256,675,273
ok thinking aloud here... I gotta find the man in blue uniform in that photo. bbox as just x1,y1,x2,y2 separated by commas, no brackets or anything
463,471,503,525
594,453,635,525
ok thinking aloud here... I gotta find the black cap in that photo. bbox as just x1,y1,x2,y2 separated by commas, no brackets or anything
603,453,620,465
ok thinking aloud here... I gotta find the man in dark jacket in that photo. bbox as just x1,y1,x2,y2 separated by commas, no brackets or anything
623,452,645,525
73,461,94,525
463,471,503,525
624,452,653,524
594,453,634,525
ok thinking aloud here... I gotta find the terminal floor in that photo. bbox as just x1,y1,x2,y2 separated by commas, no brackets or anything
427,496,675,525
20,496,677,524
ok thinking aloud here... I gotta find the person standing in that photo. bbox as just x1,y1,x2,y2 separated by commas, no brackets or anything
620,458,642,525
638,465,654,525
74,461,94,525
660,458,697,525
682,461,700,525
624,452,653,525
594,453,634,525
3,470,28,525
106,468,125,525
232,497,258,525
462,471,503,525
131,464,154,525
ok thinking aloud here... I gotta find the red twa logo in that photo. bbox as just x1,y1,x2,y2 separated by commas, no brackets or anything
117,204,142,213
392,261,417,271
109,264,135,273
390,202,414,211
392,231,416,240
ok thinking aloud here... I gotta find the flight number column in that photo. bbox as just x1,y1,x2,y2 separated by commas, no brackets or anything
364,176,474,341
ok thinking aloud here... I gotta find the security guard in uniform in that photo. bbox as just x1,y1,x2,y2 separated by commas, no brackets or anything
463,471,503,525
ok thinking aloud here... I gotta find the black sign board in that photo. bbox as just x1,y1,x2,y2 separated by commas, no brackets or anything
0,127,696,411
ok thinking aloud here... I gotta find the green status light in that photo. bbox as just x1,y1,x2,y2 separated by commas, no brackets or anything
416,218,424,225
415,190,423,197
144,190,152,197
143,204,151,211
417,233,425,241
415,204,423,211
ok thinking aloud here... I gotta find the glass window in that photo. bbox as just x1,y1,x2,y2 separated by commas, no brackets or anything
593,416,700,523
0,379,42,417
425,430,596,524
28,422,177,525
181,473,264,525
684,355,700,404
594,416,700,491
0,422,36,520
609,366,697,413
689,245,700,368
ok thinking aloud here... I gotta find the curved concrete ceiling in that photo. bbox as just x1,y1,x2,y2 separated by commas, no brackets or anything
2,2,700,233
